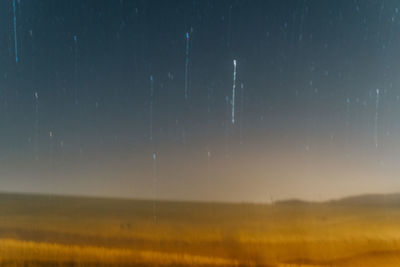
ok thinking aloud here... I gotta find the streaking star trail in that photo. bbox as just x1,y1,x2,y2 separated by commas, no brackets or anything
12,0,18,63
232,59,237,124
184,32,190,100
375,88,380,148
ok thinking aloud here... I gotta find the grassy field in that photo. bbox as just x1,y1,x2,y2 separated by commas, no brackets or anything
1,193,400,266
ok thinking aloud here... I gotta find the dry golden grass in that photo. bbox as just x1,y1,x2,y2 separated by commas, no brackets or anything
1,193,400,266
0,238,239,266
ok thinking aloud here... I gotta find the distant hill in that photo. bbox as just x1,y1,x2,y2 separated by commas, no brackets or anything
330,193,400,206
273,193,400,206
2,191,400,207
274,199,311,205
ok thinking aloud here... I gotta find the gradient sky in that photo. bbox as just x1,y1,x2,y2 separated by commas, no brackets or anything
1,0,400,202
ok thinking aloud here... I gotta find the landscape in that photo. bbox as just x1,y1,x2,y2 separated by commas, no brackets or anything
3,0,400,266
1,192,400,266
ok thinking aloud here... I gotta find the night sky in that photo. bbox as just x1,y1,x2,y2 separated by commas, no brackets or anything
1,0,400,202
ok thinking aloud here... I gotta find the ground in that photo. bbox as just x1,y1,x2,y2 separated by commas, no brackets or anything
0,193,400,266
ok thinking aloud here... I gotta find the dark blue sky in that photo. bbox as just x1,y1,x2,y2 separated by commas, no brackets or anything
1,0,400,202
